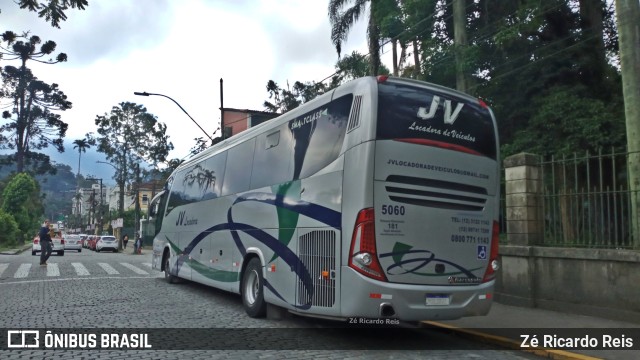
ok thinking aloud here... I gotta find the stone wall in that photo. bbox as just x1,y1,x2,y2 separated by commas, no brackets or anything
499,153,640,323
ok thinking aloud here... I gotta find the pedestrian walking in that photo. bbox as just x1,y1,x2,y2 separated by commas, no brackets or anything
122,234,129,249
133,233,140,254
39,220,53,266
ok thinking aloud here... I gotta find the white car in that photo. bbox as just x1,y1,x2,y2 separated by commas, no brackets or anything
96,236,118,252
32,234,65,256
79,234,89,248
64,234,82,252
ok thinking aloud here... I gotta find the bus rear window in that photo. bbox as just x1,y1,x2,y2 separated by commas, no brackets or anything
377,82,497,159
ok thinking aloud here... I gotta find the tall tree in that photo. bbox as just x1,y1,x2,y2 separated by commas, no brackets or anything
0,31,71,173
452,0,469,92
329,0,383,76
616,0,640,248
375,0,406,76
94,102,173,220
72,133,94,178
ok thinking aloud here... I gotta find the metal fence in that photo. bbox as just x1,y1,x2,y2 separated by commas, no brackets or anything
539,148,638,249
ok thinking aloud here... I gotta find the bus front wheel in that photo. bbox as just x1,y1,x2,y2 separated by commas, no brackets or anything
164,254,179,284
242,258,267,318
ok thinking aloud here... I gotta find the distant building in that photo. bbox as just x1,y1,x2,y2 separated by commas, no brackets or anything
72,183,106,219
129,179,164,214
221,108,278,138
104,179,164,214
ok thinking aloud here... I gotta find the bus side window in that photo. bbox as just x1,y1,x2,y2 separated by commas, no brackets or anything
289,95,352,180
222,139,256,196
166,169,187,215
154,191,168,236
266,130,280,149
251,127,292,189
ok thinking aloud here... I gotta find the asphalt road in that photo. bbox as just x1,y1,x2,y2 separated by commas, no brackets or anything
0,248,541,359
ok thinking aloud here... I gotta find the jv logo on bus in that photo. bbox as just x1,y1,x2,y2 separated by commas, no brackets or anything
417,96,464,125
176,211,186,226
176,211,198,226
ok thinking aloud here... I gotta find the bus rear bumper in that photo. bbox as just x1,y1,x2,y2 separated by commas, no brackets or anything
340,267,494,322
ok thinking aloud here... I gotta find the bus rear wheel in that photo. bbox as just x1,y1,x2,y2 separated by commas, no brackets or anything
242,258,266,318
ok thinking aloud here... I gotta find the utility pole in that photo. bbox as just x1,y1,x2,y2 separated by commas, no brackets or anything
134,163,141,248
90,189,96,234
616,0,640,249
98,179,103,235
220,78,225,140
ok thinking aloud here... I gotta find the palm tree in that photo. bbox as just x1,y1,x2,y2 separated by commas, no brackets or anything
329,0,381,76
72,137,92,177
73,192,83,226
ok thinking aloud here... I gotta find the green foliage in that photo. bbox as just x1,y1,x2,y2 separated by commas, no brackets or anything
0,209,19,246
335,51,390,81
410,0,624,157
0,32,71,174
94,102,173,214
36,163,76,223
328,0,369,58
263,80,338,114
121,208,141,229
263,51,391,114
1,173,42,241
14,0,88,28
503,85,625,156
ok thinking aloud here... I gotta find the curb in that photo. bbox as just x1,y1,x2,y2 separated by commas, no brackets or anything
0,244,32,255
423,321,603,360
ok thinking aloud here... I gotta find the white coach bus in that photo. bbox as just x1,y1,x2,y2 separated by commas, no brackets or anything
148,76,500,321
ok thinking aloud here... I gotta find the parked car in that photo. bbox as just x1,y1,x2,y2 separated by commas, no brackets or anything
32,231,65,256
64,234,82,252
96,236,118,252
87,235,98,251
79,234,88,248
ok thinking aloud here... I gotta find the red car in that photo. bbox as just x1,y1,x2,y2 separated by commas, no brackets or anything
87,235,99,251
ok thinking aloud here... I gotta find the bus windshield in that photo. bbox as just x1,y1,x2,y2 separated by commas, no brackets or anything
377,81,497,159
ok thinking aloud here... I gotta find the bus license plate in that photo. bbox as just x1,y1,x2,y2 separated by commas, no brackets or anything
426,294,450,306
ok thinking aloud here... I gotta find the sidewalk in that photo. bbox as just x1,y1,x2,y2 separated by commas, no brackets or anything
426,302,640,360
0,243,31,255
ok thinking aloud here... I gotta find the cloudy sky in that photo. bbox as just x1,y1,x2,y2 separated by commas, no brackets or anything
2,0,377,180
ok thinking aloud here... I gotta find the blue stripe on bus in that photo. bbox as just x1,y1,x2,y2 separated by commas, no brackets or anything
178,192,341,310
235,192,342,229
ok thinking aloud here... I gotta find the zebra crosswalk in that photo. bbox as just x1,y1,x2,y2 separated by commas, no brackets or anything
0,261,156,282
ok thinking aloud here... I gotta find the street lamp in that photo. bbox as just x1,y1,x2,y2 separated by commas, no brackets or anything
96,160,117,171
134,91,214,143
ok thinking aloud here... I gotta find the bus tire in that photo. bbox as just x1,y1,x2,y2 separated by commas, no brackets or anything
242,258,267,318
164,254,179,284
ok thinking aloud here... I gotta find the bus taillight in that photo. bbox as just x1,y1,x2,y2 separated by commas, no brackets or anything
483,221,500,282
349,208,387,282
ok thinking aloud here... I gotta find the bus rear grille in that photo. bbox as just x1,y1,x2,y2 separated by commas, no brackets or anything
386,175,487,211
297,230,336,308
